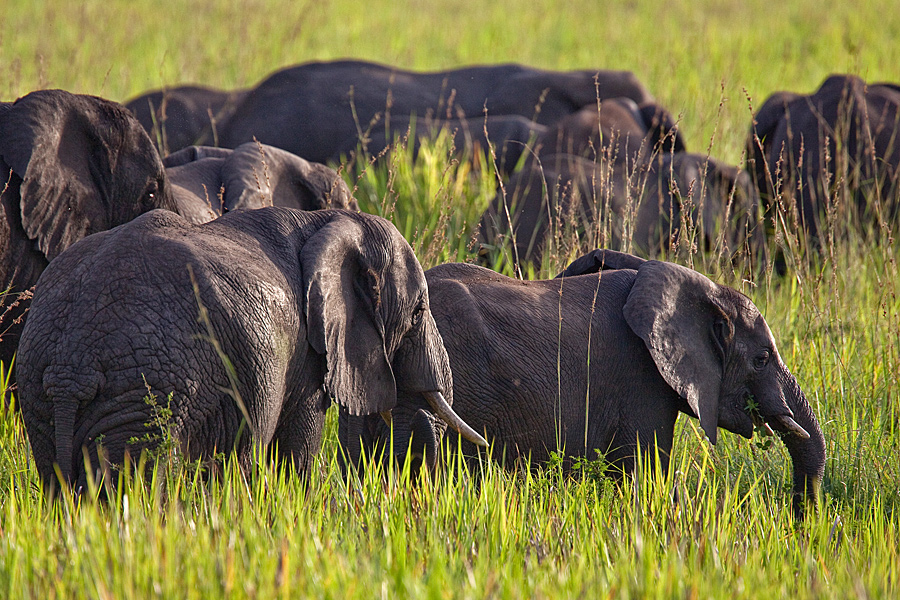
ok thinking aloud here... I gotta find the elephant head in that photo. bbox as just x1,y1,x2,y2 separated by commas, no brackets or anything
0,89,176,372
634,152,764,261
221,143,357,212
163,143,358,224
622,259,825,516
537,98,685,162
300,215,486,472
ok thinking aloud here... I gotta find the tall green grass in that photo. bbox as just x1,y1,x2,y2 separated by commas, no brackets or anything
3,0,900,597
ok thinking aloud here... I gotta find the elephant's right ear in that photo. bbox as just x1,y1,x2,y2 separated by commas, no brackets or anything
0,90,111,259
623,260,729,444
300,216,396,416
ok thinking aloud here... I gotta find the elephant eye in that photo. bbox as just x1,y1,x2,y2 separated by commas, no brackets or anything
753,351,770,370
411,303,425,327
144,181,160,205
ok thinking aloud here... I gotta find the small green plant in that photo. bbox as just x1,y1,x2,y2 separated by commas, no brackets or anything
127,380,177,460
745,394,776,451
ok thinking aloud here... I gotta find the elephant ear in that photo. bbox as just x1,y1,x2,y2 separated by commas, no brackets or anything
623,260,730,444
222,143,353,212
0,90,136,260
220,143,279,211
301,216,396,416
638,101,686,154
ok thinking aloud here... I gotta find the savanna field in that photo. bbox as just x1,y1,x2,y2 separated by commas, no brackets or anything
2,0,900,597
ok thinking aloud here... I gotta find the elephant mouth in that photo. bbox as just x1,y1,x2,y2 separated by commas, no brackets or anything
750,411,810,440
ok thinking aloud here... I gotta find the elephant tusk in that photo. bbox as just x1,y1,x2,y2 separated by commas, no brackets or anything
775,415,810,439
422,391,489,448
380,410,392,426
762,423,775,436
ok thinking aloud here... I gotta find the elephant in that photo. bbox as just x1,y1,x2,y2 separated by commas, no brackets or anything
347,250,826,518
161,143,358,223
18,207,487,490
332,113,547,175
480,152,762,270
125,85,248,156
535,99,686,163
747,74,900,243
0,89,178,377
214,59,656,164
345,99,685,177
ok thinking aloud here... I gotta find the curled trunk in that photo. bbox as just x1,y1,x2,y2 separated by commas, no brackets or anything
772,369,826,519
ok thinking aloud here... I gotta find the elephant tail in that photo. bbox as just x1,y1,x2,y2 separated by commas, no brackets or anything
42,365,103,486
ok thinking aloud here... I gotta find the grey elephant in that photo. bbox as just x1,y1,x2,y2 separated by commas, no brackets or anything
214,59,656,164
125,85,248,155
480,152,762,269
347,99,685,177
333,114,546,175
349,250,825,518
18,207,486,490
535,98,685,162
747,74,900,243
162,143,358,223
0,89,178,375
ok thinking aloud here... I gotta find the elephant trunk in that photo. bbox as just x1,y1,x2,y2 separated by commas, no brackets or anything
770,368,826,519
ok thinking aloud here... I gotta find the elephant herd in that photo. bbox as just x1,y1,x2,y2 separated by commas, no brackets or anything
8,58,891,519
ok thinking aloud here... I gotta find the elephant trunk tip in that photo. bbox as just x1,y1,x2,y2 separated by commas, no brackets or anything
792,475,823,521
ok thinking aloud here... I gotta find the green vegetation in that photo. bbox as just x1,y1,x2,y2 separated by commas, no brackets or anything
2,0,899,597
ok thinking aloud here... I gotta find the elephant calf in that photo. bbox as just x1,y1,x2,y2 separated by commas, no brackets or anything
18,207,485,491
352,250,825,517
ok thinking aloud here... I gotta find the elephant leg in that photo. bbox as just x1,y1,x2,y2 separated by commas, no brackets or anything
270,391,329,473
599,408,677,481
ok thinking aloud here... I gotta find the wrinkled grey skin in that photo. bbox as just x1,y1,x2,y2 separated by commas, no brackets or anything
480,152,762,268
0,90,177,376
351,251,826,518
125,85,248,156
215,59,655,164
18,207,476,491
536,99,686,162
747,74,900,242
162,143,358,223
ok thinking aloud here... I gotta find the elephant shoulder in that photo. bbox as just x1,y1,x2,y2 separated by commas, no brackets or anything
425,263,511,287
128,208,192,230
425,263,509,316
